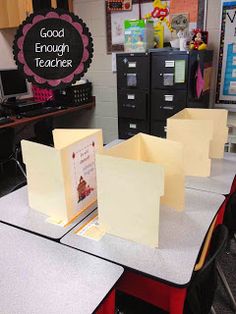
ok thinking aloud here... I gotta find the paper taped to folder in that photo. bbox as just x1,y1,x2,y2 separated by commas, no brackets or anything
21,129,103,223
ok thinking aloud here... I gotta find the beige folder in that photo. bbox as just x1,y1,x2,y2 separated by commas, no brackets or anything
21,129,103,223
167,109,228,177
96,133,184,248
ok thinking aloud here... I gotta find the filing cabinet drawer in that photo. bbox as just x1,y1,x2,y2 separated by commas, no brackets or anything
117,53,149,90
151,53,188,90
118,90,148,119
151,90,187,120
151,120,166,138
118,118,149,139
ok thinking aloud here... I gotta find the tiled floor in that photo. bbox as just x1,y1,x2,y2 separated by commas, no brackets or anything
0,164,236,314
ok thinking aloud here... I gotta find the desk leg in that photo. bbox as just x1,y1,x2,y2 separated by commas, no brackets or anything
169,287,186,314
95,289,115,314
116,270,187,313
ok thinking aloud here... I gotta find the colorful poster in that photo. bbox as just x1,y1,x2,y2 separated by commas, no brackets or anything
216,1,236,105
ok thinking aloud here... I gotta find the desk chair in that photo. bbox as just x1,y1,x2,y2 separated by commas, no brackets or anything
215,192,236,312
34,119,54,146
0,128,26,178
223,191,236,249
183,224,228,314
8,181,26,193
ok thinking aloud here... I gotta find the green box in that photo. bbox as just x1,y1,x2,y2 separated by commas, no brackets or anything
124,19,154,52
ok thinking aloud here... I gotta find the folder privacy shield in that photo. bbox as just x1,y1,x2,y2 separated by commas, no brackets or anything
96,133,185,248
167,109,228,177
21,129,103,223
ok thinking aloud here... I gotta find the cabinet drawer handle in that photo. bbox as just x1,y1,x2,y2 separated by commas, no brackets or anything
123,104,136,109
162,106,174,110
128,132,136,136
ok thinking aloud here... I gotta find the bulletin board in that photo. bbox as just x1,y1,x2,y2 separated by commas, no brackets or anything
216,1,236,108
106,0,206,53
106,0,153,53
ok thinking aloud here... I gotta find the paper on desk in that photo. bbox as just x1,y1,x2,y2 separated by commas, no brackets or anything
75,214,105,241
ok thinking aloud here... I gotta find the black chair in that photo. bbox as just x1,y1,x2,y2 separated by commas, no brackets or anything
215,191,236,312
223,191,236,246
183,224,228,314
8,180,27,194
34,119,54,146
0,128,26,178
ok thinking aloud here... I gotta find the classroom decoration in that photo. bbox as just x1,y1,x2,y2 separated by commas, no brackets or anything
107,0,132,11
13,9,93,90
124,19,154,52
21,129,103,223
167,109,228,177
145,0,173,33
96,133,185,247
216,1,236,106
190,29,207,50
171,14,189,33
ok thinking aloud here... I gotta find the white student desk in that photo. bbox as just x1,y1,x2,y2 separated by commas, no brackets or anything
61,189,224,313
0,186,96,240
185,153,236,195
0,223,123,314
61,189,224,287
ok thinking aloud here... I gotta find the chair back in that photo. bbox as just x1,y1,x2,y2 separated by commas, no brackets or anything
0,128,15,161
223,191,236,238
184,224,228,314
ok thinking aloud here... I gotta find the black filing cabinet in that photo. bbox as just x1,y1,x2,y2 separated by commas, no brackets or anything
150,49,213,137
116,50,213,139
117,53,150,139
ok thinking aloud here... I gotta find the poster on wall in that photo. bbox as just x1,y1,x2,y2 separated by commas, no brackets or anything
13,9,93,90
216,1,236,106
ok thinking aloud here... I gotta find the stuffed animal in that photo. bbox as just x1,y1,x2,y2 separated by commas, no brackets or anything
190,29,207,50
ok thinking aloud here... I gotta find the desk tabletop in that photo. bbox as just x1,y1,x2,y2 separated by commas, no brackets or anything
61,189,224,287
0,223,123,314
0,99,95,129
185,153,236,195
0,186,95,240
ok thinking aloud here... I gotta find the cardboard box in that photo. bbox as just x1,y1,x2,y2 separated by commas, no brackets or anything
21,129,103,223
96,133,184,248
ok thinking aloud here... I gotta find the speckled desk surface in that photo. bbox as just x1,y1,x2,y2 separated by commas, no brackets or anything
61,189,224,287
185,153,236,195
0,223,123,314
0,186,96,240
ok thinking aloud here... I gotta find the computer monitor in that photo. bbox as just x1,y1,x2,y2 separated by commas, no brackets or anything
0,69,28,100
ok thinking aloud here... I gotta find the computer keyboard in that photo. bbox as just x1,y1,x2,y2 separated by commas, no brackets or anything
0,116,14,125
20,107,60,117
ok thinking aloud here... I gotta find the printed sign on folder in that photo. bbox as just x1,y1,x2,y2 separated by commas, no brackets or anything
21,129,103,223
96,133,185,248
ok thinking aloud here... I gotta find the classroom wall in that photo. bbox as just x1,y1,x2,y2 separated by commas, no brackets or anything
0,1,236,138
206,0,236,126
67,0,118,144
0,30,16,69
